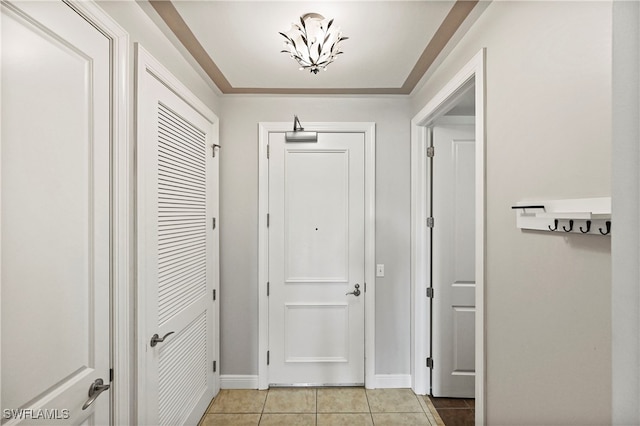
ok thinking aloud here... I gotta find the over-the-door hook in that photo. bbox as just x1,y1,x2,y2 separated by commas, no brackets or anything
548,219,558,231
563,219,574,232
599,221,611,235
580,220,591,234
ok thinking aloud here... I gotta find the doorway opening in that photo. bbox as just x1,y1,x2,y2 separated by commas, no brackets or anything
428,103,476,399
410,49,486,425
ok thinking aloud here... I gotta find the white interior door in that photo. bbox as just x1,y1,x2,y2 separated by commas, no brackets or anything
431,123,476,398
1,1,111,423
137,48,218,425
268,132,365,385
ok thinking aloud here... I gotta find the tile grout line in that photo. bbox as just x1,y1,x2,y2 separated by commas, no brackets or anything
257,387,267,425
364,388,375,424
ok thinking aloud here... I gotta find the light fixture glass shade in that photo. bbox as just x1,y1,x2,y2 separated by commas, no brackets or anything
280,13,348,74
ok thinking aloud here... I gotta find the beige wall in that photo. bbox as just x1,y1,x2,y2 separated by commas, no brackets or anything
412,1,612,423
218,96,412,375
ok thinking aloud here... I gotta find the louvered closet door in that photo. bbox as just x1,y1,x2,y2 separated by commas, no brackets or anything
137,47,218,426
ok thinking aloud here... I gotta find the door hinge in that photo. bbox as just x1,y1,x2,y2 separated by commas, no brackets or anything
267,282,270,296
213,289,216,301
426,357,434,369
426,287,434,298
213,361,217,373
427,146,435,158
364,282,366,293
109,368,113,382
267,351,270,365
212,217,216,230
267,214,270,227
267,144,270,159
427,217,434,228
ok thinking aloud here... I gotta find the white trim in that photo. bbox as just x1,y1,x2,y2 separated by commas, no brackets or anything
373,375,412,389
62,2,132,424
135,43,219,424
410,49,486,425
220,375,260,390
212,122,221,397
258,122,376,390
135,45,216,123
612,2,640,423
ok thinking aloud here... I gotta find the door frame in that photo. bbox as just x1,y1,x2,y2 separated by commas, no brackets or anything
410,49,486,423
0,1,131,424
62,3,132,424
135,43,220,425
258,122,376,389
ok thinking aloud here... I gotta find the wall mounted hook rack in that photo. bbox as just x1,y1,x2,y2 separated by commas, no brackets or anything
511,197,611,236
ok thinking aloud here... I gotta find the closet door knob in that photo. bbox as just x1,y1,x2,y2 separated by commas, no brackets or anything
150,331,175,347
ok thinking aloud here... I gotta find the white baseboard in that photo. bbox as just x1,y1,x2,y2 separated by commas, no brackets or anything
220,375,259,389
373,374,412,389
220,374,410,389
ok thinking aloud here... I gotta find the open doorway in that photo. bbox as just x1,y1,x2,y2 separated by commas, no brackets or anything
411,49,485,425
427,91,476,426
429,95,476,399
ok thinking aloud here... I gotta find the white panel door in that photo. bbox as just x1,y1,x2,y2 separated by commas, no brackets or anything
268,132,365,385
1,1,111,424
137,50,218,425
431,124,476,398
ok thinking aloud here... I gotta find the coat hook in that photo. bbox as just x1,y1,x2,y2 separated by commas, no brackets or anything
563,219,574,232
580,220,591,234
599,221,611,235
548,219,558,231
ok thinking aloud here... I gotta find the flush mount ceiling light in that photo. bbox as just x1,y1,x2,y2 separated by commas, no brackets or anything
279,13,348,74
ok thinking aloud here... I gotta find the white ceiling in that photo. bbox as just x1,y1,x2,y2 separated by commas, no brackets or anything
147,1,481,95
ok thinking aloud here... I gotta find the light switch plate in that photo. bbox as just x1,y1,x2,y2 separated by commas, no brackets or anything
376,264,385,277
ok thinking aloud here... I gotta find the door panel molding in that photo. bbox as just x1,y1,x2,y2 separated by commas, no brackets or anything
258,122,375,389
410,48,485,423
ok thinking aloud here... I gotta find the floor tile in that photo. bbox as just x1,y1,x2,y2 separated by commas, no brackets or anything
429,397,469,409
263,388,316,413
436,408,475,426
317,413,374,425
199,413,261,426
210,389,268,413
259,413,316,425
317,387,369,413
198,387,453,426
371,412,431,425
419,396,445,426
365,389,423,413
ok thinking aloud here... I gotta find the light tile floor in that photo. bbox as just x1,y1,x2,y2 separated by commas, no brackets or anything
199,388,446,426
